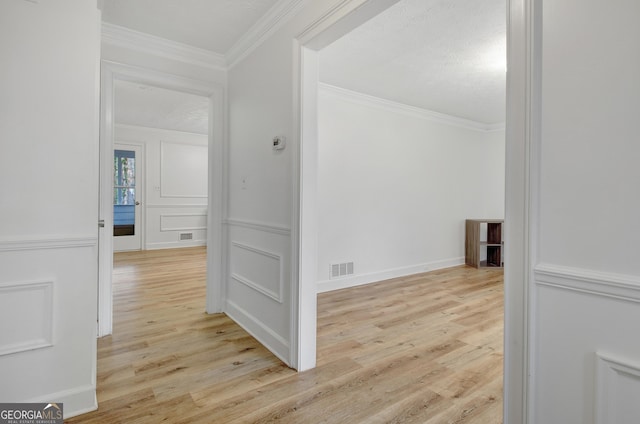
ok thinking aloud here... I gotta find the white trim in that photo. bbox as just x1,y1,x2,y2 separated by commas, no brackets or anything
319,83,505,132
295,0,394,46
230,242,283,303
317,257,464,293
0,236,97,252
159,194,208,199
596,352,640,424
27,384,97,419
146,204,207,209
0,280,54,356
101,60,215,95
99,60,227,338
159,213,207,232
534,264,640,303
226,0,309,69
225,218,291,236
502,0,537,422
101,23,226,71
225,300,291,366
115,123,208,137
146,241,206,250
230,274,282,303
294,0,403,373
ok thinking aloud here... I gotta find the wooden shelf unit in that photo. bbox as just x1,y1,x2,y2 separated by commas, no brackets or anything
465,219,504,268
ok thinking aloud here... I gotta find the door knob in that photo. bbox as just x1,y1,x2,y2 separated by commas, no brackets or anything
135,201,140,206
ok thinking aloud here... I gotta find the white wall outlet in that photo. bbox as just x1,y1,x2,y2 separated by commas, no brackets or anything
273,136,286,150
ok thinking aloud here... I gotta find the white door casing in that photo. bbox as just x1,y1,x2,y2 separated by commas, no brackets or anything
98,61,226,337
294,0,533,422
293,0,404,372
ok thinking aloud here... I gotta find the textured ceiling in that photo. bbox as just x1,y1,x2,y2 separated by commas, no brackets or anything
102,0,280,54
319,0,506,125
114,80,209,135
106,0,505,130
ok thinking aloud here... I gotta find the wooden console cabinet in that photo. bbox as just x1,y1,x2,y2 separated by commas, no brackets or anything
465,219,504,268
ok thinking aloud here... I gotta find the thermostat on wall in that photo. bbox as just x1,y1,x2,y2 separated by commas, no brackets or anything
273,136,286,151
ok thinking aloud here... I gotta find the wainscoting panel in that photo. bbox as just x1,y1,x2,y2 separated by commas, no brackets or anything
146,206,207,249
113,125,209,252
532,264,640,424
160,213,207,232
225,220,291,365
0,236,98,417
0,280,53,356
230,242,282,302
596,352,640,424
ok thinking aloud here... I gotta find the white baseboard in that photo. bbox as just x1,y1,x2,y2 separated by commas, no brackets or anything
144,240,206,250
225,300,291,367
317,257,465,293
27,384,96,419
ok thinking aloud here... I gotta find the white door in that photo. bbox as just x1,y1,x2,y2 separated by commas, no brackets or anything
113,143,143,251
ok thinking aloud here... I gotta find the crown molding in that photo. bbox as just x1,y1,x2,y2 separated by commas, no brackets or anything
319,83,504,132
101,23,226,71
226,0,309,69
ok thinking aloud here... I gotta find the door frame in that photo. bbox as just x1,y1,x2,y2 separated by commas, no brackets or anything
98,60,227,336
293,0,537,422
113,142,145,252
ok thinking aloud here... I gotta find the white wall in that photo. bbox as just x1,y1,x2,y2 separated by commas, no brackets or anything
0,0,100,417
226,2,343,366
531,0,640,422
226,32,295,361
225,0,405,369
114,125,208,250
316,85,505,291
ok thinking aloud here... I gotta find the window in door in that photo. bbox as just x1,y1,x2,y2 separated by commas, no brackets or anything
113,149,136,236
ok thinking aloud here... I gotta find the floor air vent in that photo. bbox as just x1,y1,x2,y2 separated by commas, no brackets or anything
179,232,193,241
330,262,354,279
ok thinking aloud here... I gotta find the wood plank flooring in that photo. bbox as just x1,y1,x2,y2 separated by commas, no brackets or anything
68,247,503,423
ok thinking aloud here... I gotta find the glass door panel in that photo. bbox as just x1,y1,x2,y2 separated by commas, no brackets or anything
113,149,136,236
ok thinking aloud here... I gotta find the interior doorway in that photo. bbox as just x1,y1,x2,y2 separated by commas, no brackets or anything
295,0,531,420
295,0,507,371
98,62,226,337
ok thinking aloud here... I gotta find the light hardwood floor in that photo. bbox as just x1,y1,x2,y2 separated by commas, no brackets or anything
68,247,503,423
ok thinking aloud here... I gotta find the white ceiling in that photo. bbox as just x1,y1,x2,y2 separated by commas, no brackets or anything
105,0,506,131
320,0,506,124
114,80,209,135
102,0,281,54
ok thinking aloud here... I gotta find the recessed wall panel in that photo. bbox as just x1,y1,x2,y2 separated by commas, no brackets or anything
230,242,282,302
0,280,53,356
160,141,208,198
160,213,207,231
597,353,640,424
